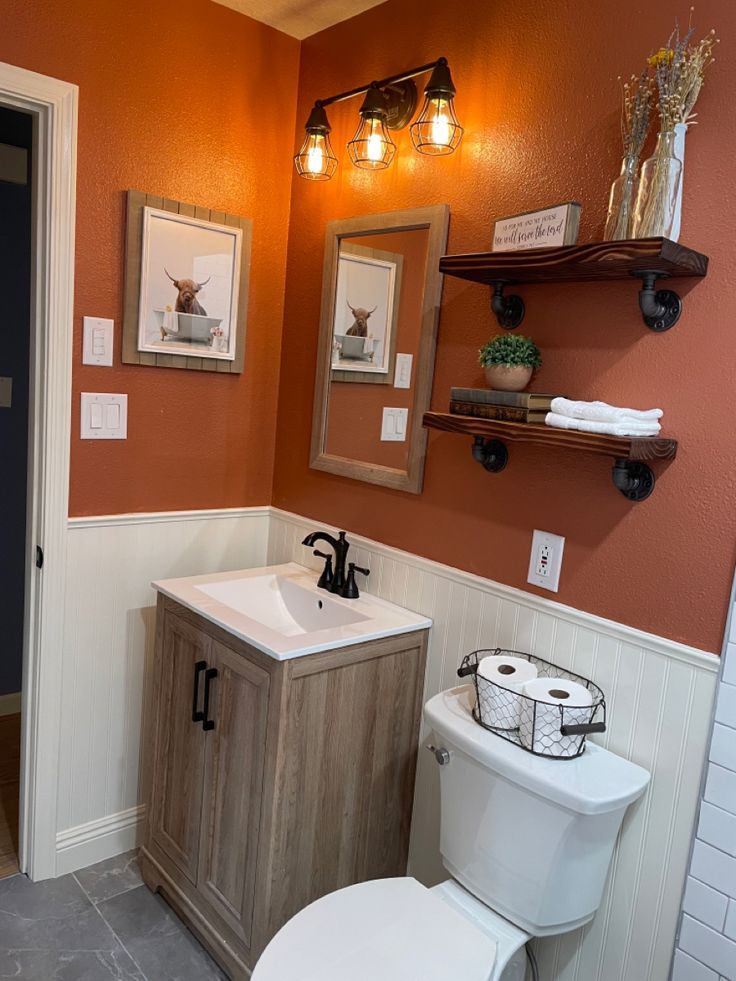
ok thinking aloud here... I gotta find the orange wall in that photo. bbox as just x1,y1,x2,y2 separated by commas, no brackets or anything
273,0,736,652
0,0,300,515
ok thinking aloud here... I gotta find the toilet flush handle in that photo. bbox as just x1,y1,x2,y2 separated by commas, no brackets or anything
427,745,450,765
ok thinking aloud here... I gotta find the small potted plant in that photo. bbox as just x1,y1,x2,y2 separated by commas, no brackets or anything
479,334,542,392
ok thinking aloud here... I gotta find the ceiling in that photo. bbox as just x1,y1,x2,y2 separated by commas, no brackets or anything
212,0,389,40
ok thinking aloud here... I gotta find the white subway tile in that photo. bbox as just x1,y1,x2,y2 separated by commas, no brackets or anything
699,802,736,857
723,644,736,687
680,915,736,978
728,614,736,647
713,724,736,772
717,684,736,730
672,949,719,981
726,901,736,942
706,765,736,816
684,876,729,930
691,840,736,899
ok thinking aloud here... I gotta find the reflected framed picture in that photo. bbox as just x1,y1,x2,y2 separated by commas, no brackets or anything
122,191,252,373
330,243,403,384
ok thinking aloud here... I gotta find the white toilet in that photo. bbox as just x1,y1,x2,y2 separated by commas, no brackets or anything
252,684,650,981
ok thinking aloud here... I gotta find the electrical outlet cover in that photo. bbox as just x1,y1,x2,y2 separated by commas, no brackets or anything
527,530,565,592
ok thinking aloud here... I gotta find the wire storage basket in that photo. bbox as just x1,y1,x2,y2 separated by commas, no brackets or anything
457,648,606,760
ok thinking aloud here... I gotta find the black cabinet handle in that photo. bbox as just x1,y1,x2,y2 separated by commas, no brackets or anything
192,660,206,722
202,667,218,731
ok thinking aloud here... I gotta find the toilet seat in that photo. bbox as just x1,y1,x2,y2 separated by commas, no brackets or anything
252,876,498,981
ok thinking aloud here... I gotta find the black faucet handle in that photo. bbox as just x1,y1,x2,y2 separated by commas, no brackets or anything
313,550,334,590
341,562,370,600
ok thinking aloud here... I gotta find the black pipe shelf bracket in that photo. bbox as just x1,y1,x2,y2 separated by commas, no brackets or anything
423,413,678,504
439,238,708,333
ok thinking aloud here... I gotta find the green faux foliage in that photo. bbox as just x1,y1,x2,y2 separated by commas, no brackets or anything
479,334,542,369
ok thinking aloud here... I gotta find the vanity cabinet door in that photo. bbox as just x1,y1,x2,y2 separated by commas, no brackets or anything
150,611,210,884
196,639,270,950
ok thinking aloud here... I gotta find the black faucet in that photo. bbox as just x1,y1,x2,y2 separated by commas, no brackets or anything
302,530,350,595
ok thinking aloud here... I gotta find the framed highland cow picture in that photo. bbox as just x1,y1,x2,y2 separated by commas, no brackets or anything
329,242,403,385
122,191,252,372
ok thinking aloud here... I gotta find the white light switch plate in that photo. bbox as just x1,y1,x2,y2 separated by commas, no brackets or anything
381,407,408,441
80,393,127,439
393,353,413,389
527,529,565,592
82,317,114,366
0,376,11,408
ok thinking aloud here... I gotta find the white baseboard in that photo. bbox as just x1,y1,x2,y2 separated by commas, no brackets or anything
55,805,144,876
0,692,21,716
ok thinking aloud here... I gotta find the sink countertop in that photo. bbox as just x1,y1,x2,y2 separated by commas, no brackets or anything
152,562,432,660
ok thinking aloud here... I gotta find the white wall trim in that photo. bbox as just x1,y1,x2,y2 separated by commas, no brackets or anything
68,506,271,530
55,805,144,876
0,61,78,881
0,692,21,717
270,507,720,672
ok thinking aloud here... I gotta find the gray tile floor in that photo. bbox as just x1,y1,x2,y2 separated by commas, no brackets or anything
0,851,226,980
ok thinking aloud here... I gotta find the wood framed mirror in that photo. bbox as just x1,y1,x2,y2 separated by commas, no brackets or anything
310,205,449,494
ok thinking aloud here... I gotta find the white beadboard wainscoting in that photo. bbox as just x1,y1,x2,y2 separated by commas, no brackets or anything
57,507,270,874
267,508,720,981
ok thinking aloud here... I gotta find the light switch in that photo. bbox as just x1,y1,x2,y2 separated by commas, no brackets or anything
394,353,413,389
0,376,11,408
81,393,127,439
82,317,114,366
381,407,409,442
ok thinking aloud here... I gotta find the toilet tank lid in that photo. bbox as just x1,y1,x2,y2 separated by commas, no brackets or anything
252,877,497,981
425,686,650,816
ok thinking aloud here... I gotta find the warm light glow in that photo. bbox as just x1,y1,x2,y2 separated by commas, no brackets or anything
430,99,451,146
307,141,325,174
294,128,338,181
347,114,396,170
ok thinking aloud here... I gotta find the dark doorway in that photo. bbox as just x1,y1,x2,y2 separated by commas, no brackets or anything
0,104,33,879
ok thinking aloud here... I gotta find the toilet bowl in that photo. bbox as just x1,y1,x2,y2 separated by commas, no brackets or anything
253,684,650,979
252,876,529,981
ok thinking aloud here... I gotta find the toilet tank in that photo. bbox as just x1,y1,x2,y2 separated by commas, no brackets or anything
424,686,650,937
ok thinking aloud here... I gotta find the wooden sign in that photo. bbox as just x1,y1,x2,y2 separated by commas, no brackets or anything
492,201,581,252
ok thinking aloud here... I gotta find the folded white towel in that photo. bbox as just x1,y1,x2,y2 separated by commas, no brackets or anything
545,412,661,438
550,398,663,424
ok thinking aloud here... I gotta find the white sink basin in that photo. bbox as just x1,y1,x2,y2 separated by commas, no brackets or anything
153,563,432,660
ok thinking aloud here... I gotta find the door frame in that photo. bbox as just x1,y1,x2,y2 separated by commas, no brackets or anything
0,61,77,880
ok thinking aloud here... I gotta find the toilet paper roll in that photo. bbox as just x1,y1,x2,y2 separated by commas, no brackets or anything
476,655,538,730
519,677,594,757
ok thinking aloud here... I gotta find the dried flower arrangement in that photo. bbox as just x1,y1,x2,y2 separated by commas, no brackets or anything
604,71,654,240
648,14,718,132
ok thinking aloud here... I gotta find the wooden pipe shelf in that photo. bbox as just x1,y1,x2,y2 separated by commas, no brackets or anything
439,237,708,332
423,412,678,502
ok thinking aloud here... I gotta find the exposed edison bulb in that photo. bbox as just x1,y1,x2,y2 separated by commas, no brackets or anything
429,98,452,146
410,61,464,156
294,116,338,181
347,113,396,170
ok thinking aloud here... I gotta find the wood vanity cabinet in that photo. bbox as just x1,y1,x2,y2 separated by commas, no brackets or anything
139,593,429,979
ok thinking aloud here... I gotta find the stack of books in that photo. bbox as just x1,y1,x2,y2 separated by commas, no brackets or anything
449,388,561,423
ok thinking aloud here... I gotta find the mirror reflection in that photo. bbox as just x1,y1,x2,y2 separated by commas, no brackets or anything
325,228,430,471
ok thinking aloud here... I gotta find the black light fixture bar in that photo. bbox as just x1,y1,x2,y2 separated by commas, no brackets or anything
315,59,445,110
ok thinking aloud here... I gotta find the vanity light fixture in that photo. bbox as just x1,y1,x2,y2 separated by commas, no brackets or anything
346,85,397,170
294,104,338,181
410,58,463,155
293,57,462,181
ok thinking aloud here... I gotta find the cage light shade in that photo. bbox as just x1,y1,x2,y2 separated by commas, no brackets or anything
347,115,396,170
410,93,463,155
294,104,338,181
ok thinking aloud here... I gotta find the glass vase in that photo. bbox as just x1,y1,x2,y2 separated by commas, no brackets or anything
604,155,638,241
632,131,682,239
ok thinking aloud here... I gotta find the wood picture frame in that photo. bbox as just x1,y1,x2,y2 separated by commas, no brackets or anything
122,190,252,373
310,204,450,495
330,241,404,386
